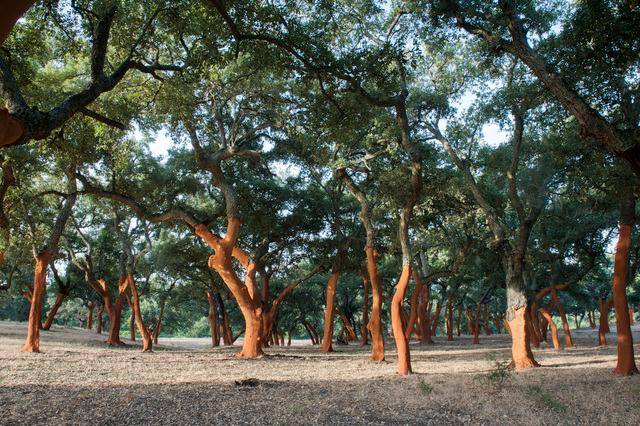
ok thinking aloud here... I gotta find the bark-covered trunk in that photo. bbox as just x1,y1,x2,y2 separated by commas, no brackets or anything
446,294,454,341
483,303,490,335
127,273,152,352
207,290,220,347
42,291,67,330
153,298,167,345
538,308,560,350
456,305,462,336
321,247,346,353
21,251,52,352
96,304,103,334
611,191,638,375
598,298,612,346
504,256,538,369
391,265,412,375
550,289,573,348
87,302,95,331
336,307,357,341
360,269,370,347
419,286,433,344
106,283,125,346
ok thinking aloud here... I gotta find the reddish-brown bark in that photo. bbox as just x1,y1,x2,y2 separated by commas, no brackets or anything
106,276,128,346
0,0,35,46
507,306,539,369
42,292,67,330
446,294,454,341
321,247,346,353
360,268,370,346
336,307,357,342
598,298,612,346
550,288,573,348
419,286,433,344
127,273,152,352
127,295,135,342
611,192,638,375
538,308,560,350
391,265,412,375
21,251,52,352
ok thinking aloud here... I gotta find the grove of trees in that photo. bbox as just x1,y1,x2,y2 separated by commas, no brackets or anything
0,0,638,376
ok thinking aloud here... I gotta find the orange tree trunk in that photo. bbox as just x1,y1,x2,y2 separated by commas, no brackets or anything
550,289,573,348
456,305,462,336
538,308,560,350
195,220,264,358
391,265,412,375
527,305,541,349
611,193,638,375
321,269,340,352
106,292,125,346
360,268,370,347
42,292,67,330
320,247,346,353
21,251,53,352
430,301,443,337
302,320,317,344
336,307,357,341
504,257,538,369
127,273,152,352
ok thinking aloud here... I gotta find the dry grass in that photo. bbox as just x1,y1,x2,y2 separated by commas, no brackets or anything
1,321,639,425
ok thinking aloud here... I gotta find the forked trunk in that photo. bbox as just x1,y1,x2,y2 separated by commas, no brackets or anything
538,308,560,350
42,292,67,330
391,265,412,375
336,307,357,341
611,193,638,375
21,251,53,352
106,288,125,346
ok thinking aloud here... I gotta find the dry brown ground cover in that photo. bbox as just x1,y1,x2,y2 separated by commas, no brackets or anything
1,321,639,425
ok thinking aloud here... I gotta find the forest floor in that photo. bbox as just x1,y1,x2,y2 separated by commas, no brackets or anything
1,321,640,425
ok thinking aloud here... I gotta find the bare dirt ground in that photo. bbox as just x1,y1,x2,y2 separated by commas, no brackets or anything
1,321,639,425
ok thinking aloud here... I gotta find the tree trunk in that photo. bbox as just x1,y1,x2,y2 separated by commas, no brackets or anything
456,305,462,336
588,310,595,328
321,248,345,353
611,191,638,375
87,302,95,331
538,308,560,350
106,286,125,346
430,301,443,337
598,298,612,346
360,269,370,347
302,320,317,344
446,294,454,341
153,298,167,345
336,307,357,341
550,288,573,348
207,290,220,347
504,257,538,369
42,292,67,330
391,265,412,375
127,273,152,352
419,286,433,344
215,292,233,345
96,304,103,334
483,303,490,335
21,251,52,353
365,248,385,359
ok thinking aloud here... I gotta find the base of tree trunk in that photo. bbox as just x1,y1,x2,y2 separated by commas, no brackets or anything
507,306,539,370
